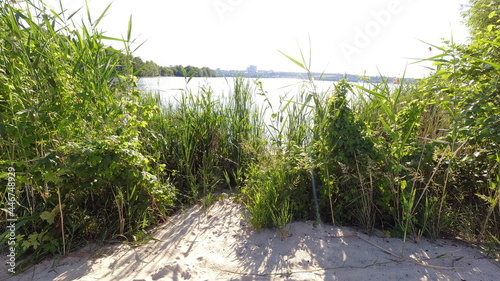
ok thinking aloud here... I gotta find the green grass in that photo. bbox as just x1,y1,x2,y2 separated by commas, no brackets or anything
0,0,175,269
138,76,265,205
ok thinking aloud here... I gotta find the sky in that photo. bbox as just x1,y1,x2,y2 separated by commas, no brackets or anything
41,0,471,78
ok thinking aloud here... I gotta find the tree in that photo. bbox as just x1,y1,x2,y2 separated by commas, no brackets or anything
140,60,160,77
463,0,500,38
185,65,196,76
198,67,206,77
202,66,216,77
172,65,185,76
133,57,145,75
160,66,174,76
113,51,133,75
124,57,216,78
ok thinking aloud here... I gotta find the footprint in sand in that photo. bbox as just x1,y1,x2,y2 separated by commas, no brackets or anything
151,263,176,280
181,269,192,279
151,262,193,280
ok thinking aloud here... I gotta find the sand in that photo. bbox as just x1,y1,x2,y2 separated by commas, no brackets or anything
2,198,499,281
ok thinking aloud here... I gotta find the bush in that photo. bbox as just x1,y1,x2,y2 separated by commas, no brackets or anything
242,146,312,231
9,136,175,264
0,1,176,267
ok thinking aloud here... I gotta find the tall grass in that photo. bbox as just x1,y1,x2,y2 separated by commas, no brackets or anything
1,0,175,269
242,43,499,258
138,76,265,205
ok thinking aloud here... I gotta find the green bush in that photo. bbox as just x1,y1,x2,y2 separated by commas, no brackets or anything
313,79,377,227
12,136,175,261
242,146,312,231
0,1,176,267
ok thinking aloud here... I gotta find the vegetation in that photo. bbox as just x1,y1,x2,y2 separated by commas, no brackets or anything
1,0,499,273
0,0,176,268
129,55,217,78
464,0,500,40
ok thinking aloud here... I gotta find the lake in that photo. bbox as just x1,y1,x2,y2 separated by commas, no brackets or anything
137,76,339,109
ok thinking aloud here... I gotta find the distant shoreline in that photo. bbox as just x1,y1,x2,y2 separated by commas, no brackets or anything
216,70,406,82
140,71,418,83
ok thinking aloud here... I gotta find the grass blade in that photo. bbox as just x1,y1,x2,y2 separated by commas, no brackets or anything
278,50,305,70
127,15,132,42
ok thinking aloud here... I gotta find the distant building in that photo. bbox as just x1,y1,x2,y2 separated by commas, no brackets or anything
246,65,257,73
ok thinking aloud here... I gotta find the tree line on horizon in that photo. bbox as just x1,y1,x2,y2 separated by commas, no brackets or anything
125,55,217,78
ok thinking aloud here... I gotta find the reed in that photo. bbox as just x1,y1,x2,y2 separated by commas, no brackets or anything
138,75,265,206
1,0,175,267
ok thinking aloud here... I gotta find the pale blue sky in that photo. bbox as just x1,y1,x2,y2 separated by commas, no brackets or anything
43,0,470,78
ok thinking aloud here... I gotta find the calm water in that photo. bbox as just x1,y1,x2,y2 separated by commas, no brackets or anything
137,76,338,108
137,77,364,135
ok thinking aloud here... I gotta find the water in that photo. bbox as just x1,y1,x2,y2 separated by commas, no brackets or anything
136,77,371,137
137,76,337,108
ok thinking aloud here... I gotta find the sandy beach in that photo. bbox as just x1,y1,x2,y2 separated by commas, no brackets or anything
2,198,499,281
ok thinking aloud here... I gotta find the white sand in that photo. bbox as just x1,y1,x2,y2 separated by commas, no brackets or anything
2,198,499,281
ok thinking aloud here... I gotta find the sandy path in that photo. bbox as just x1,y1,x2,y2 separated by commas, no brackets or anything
2,198,499,281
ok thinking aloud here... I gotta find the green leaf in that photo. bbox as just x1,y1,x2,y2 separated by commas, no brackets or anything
472,57,500,69
99,35,125,42
277,50,305,70
435,253,448,259
488,11,496,18
52,204,63,217
353,84,388,100
127,15,133,42
89,155,103,166
66,6,83,21
399,180,407,191
27,233,41,250
40,211,55,225
94,3,112,27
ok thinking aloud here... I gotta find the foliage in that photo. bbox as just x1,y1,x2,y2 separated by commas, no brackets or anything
242,146,312,231
1,0,500,272
0,0,175,268
463,0,500,39
244,22,499,250
16,136,175,258
416,20,500,240
129,55,217,77
138,76,265,204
